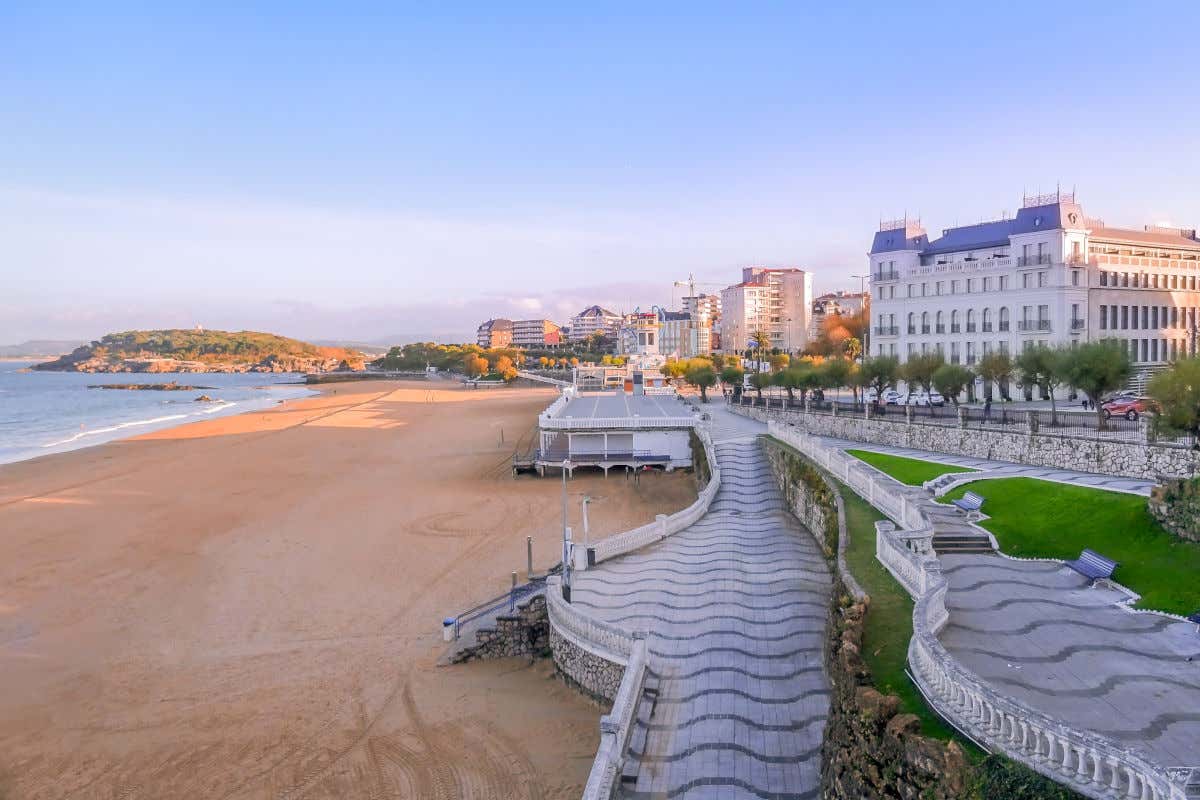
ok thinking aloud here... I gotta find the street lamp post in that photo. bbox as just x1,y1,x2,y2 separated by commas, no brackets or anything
852,273,869,361
561,459,571,600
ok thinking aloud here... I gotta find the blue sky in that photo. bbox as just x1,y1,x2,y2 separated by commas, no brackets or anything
3,2,1198,343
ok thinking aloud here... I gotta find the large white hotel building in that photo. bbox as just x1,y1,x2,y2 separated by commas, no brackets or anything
869,191,1200,378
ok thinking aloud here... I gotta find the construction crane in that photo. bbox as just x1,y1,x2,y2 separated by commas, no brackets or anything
672,273,725,309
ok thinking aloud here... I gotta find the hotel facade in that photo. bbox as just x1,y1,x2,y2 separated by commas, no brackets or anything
868,192,1200,380
719,267,813,354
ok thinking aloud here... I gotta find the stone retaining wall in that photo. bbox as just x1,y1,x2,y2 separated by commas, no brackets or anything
1148,478,1200,542
450,595,548,663
761,437,835,551
731,404,1200,481
824,589,974,799
548,627,626,702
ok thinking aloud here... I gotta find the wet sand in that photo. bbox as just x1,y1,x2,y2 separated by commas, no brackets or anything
0,380,697,799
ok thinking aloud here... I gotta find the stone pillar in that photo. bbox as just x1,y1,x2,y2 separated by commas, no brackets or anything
864,402,872,420
831,401,839,417
905,404,913,425
957,404,968,428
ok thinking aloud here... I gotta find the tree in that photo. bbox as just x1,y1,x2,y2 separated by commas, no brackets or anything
768,353,790,373
1149,357,1200,439
843,336,863,363
819,358,851,399
861,355,900,404
720,365,745,399
710,353,726,370
750,330,771,369
1016,345,1069,425
976,351,1015,402
1066,339,1132,431
749,370,772,401
932,363,974,406
901,352,945,396
773,362,813,403
463,353,489,378
494,355,514,375
685,364,718,403
660,359,687,379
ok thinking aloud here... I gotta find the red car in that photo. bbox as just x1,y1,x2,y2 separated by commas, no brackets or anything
1101,396,1157,420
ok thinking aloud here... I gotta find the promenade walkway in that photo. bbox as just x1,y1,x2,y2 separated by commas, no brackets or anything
571,407,831,799
819,433,1200,773
939,555,1200,769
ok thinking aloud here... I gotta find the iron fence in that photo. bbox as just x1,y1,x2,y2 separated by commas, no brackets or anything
450,576,548,640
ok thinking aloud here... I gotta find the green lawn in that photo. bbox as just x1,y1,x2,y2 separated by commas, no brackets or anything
941,478,1200,615
846,448,976,486
838,487,957,740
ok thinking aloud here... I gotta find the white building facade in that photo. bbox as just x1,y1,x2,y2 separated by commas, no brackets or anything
868,192,1200,382
568,305,622,342
719,267,813,354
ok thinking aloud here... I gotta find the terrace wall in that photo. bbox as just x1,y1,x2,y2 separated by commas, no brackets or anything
731,404,1200,481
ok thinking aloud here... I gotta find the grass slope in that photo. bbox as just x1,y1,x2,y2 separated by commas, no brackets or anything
838,487,956,739
942,478,1200,615
846,448,976,486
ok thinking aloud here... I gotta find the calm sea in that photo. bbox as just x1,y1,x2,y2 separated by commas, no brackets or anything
0,362,316,465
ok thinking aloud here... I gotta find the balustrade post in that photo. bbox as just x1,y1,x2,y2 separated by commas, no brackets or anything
1091,751,1104,784
1060,737,1073,772
1075,746,1089,782
1107,758,1121,791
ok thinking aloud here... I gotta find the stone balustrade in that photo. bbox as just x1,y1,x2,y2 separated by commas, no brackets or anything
580,639,648,800
767,419,1195,800
588,428,720,564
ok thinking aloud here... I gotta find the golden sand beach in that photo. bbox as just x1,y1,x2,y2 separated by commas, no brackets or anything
0,380,697,799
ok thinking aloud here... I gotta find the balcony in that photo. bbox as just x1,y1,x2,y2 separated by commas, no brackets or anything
920,325,931,334
1018,320,1052,332
982,322,993,332
935,324,946,334
1071,318,1086,330
998,321,1010,332
950,323,961,333
1017,254,1052,267
874,325,899,336
965,323,977,333
874,270,900,281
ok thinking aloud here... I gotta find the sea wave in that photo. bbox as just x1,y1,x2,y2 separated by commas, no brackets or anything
41,414,190,447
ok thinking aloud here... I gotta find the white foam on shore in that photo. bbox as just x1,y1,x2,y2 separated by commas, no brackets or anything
42,414,191,447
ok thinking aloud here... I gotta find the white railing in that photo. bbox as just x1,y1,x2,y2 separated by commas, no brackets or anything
766,419,1196,800
581,638,648,800
540,415,700,430
588,428,721,563
538,388,576,421
545,575,639,663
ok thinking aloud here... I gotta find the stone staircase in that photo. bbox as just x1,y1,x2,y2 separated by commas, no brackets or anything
931,531,995,554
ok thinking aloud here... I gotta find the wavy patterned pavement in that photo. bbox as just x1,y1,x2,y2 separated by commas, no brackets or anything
571,408,831,800
938,555,1200,767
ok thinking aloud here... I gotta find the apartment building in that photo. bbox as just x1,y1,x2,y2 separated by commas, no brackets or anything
510,318,562,349
868,191,1200,378
617,312,661,358
658,311,714,359
682,294,721,355
810,290,868,339
476,318,513,348
718,267,813,354
569,305,622,342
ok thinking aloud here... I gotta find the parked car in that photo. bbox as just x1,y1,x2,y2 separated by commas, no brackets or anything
899,391,946,407
865,388,902,405
1101,396,1157,420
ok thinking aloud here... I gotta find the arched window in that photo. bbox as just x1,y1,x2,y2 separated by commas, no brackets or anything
950,309,959,332
999,306,1010,331
921,311,930,333
935,310,944,333
908,312,915,333
982,307,992,331
966,308,976,332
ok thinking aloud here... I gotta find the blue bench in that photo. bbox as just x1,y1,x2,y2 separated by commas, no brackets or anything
1065,549,1118,585
951,491,984,515
1188,611,1200,632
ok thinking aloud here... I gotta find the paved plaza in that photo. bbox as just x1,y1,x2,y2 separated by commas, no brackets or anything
571,407,830,799
939,554,1200,768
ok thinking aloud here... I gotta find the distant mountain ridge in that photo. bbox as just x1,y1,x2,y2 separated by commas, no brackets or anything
33,329,365,374
0,339,88,358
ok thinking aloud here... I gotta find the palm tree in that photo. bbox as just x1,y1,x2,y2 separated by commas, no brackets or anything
750,330,771,371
